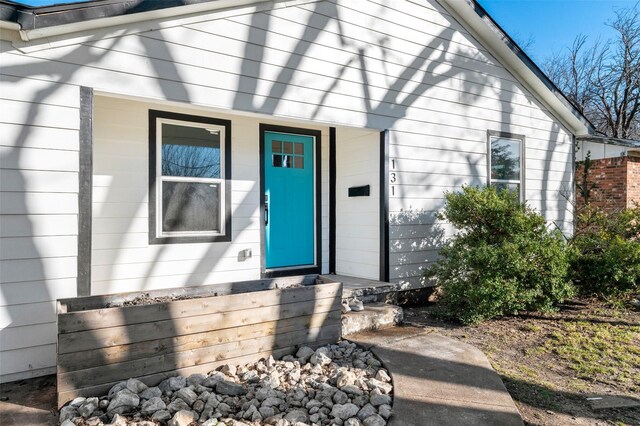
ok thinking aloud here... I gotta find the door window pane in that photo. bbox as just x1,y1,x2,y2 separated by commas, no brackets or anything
162,123,221,178
162,181,220,232
272,140,304,169
283,141,293,154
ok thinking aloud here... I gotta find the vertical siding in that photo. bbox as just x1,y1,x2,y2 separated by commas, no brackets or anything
0,0,576,380
335,128,380,279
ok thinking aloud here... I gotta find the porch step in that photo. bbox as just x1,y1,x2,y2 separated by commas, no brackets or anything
323,274,434,305
341,303,403,336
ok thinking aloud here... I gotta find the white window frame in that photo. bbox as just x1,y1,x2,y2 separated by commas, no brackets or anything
487,131,525,202
156,117,227,238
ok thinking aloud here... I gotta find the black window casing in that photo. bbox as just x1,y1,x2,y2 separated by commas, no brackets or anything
149,109,232,244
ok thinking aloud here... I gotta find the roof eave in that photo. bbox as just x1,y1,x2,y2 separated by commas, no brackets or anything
439,0,595,137
0,0,289,41
577,135,640,148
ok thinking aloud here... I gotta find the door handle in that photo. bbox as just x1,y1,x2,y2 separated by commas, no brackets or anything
264,203,269,226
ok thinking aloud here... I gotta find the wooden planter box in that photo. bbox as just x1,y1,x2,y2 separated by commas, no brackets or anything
56,275,342,407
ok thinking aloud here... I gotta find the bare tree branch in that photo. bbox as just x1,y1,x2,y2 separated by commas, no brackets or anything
543,2,640,139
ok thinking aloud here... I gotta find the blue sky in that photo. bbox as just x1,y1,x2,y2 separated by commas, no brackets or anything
16,0,87,5
18,0,634,64
479,0,634,62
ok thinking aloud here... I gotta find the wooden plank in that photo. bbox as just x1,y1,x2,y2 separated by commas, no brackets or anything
136,23,540,112
0,322,57,351
0,193,78,215
57,323,341,392
0,257,77,283
0,145,79,172
0,278,76,307
0,236,77,261
0,169,79,194
0,214,78,238
57,310,341,371
89,255,264,282
58,275,321,312
57,338,337,408
58,296,341,353
0,76,80,108
0,301,57,327
90,239,259,265
90,269,262,296
0,99,79,129
59,282,341,333
0,343,56,377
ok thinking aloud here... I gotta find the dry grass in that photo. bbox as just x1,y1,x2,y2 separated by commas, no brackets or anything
405,298,640,425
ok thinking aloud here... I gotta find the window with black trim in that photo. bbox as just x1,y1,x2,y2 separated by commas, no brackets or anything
149,110,232,244
488,131,524,201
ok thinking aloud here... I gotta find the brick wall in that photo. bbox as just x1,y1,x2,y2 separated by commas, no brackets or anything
576,156,629,212
627,156,640,208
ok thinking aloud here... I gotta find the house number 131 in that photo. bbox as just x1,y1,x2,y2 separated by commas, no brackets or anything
389,159,396,196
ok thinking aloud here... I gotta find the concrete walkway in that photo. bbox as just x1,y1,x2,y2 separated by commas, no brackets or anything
349,326,524,426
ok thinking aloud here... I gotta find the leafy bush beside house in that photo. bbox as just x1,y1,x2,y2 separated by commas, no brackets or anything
571,205,640,298
426,186,574,324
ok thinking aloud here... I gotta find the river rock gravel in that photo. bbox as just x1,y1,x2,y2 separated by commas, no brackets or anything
63,340,393,426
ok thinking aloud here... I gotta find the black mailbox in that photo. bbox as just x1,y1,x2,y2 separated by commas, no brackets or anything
348,185,370,197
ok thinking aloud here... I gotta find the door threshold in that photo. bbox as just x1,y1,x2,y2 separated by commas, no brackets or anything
262,266,320,278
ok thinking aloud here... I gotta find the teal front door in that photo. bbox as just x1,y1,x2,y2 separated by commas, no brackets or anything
264,131,315,269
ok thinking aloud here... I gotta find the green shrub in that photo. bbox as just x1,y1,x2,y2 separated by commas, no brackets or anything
571,206,640,297
426,185,574,324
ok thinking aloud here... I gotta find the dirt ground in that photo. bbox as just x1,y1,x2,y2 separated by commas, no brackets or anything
0,374,58,425
404,298,640,426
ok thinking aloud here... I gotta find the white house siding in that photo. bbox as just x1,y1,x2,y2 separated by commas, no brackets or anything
0,0,575,380
92,95,330,294
0,75,80,382
335,128,380,280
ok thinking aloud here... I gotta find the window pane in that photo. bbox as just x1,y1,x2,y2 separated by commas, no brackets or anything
273,154,283,167
162,181,220,232
492,182,520,195
294,156,304,169
162,123,221,178
294,143,304,155
283,142,293,154
272,140,282,152
491,138,520,181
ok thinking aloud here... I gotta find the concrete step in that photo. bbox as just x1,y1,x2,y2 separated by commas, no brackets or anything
341,303,403,336
342,287,432,305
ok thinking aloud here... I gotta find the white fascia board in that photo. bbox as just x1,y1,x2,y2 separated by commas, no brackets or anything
7,0,317,42
439,0,593,136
